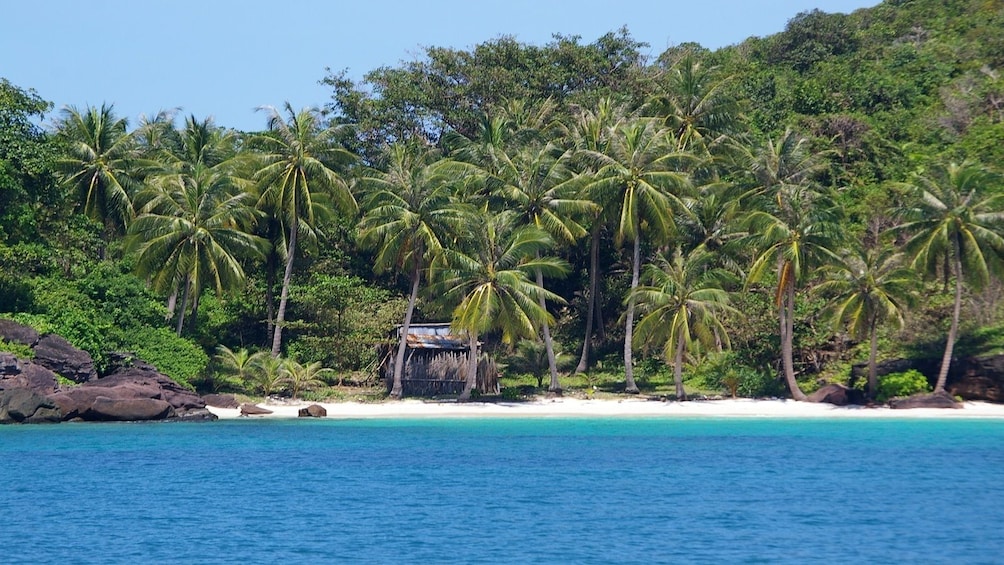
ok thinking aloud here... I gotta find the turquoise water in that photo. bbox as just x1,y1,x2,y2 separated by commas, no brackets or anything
2,418,1003,564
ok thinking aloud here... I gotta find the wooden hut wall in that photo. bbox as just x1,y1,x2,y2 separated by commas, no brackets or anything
379,346,500,396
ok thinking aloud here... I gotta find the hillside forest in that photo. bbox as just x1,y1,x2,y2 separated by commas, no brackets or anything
2,0,1003,401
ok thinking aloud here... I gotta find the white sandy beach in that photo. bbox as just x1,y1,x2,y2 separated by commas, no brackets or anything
207,397,1004,420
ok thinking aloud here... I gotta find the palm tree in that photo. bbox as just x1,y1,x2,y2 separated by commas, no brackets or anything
431,211,569,401
55,104,145,254
213,345,269,392
357,142,472,398
895,161,1004,392
252,103,357,357
252,354,288,397
633,247,738,399
580,116,692,393
283,359,333,400
645,53,743,154
128,116,267,335
743,131,842,401
815,245,916,399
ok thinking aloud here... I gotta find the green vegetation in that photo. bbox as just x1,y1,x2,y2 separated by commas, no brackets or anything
2,0,1004,403
876,369,932,403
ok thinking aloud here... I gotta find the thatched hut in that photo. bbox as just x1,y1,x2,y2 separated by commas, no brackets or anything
379,323,499,396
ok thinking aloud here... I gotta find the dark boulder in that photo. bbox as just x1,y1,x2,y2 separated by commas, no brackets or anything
808,383,865,406
202,393,239,408
298,404,327,418
890,391,963,409
0,388,62,423
1,353,20,376
852,356,1004,403
240,403,273,416
2,363,60,396
33,334,96,383
84,396,174,421
0,318,40,347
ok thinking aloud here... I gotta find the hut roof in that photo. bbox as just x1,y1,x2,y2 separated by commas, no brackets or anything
391,323,467,350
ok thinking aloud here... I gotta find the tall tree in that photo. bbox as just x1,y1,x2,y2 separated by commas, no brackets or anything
431,211,568,401
815,245,916,398
357,142,472,398
744,130,842,401
129,116,267,335
895,161,1004,392
55,104,144,254
580,116,692,393
252,103,357,357
633,247,738,399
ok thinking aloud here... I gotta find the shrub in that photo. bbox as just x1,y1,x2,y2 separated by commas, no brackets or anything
121,326,209,389
0,338,34,359
876,369,931,403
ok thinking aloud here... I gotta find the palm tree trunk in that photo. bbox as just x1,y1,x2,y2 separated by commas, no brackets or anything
779,262,808,401
166,286,178,321
391,262,422,399
624,234,641,394
936,245,964,393
576,226,601,374
175,274,190,336
271,220,298,358
673,330,687,400
460,330,478,402
265,247,277,341
535,263,561,393
867,314,879,399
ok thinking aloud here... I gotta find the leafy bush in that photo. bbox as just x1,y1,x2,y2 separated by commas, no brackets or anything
876,369,931,403
689,352,785,398
121,326,208,389
0,338,34,359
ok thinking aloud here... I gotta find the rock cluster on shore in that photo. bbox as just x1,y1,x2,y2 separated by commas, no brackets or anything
0,318,215,424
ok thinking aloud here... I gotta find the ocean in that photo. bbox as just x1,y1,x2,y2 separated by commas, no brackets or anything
2,417,1002,564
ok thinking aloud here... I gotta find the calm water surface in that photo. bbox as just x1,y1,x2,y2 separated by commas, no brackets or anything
2,417,1002,564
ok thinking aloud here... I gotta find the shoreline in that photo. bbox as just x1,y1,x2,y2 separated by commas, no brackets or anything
207,397,1004,420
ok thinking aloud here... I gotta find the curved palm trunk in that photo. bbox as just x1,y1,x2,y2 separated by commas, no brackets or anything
936,244,964,393
271,219,298,358
265,247,277,341
673,330,687,400
867,314,879,400
459,330,479,402
576,226,602,374
391,262,422,399
779,261,808,401
624,234,641,394
535,262,561,393
175,274,191,336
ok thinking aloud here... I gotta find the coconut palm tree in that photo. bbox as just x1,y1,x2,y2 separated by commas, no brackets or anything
252,103,357,357
55,104,145,254
815,245,917,398
632,247,738,399
357,142,473,398
431,211,569,401
213,345,269,392
741,129,842,401
129,117,266,335
283,359,334,400
580,116,692,393
895,161,1004,392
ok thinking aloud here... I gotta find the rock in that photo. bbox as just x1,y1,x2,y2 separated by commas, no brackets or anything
240,403,273,416
0,388,62,424
202,393,239,408
808,383,865,406
0,318,39,347
83,396,174,421
1,353,20,376
890,391,963,409
3,363,60,396
852,356,1004,403
32,334,96,383
298,404,327,418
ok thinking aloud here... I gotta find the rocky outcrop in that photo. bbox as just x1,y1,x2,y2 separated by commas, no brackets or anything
808,383,865,406
32,334,96,383
84,397,174,421
203,393,239,408
890,391,963,409
298,404,327,418
0,388,62,423
0,318,39,347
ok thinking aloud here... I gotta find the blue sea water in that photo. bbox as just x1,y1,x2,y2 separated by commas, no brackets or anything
2,417,1003,564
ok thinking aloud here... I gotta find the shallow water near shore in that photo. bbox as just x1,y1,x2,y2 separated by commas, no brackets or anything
3,417,1003,563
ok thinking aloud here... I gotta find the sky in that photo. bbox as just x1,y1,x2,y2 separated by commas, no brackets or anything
2,0,881,132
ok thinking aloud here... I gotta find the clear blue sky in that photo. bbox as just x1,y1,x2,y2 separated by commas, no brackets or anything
2,0,880,132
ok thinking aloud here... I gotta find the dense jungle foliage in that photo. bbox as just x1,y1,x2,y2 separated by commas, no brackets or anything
2,0,1003,400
